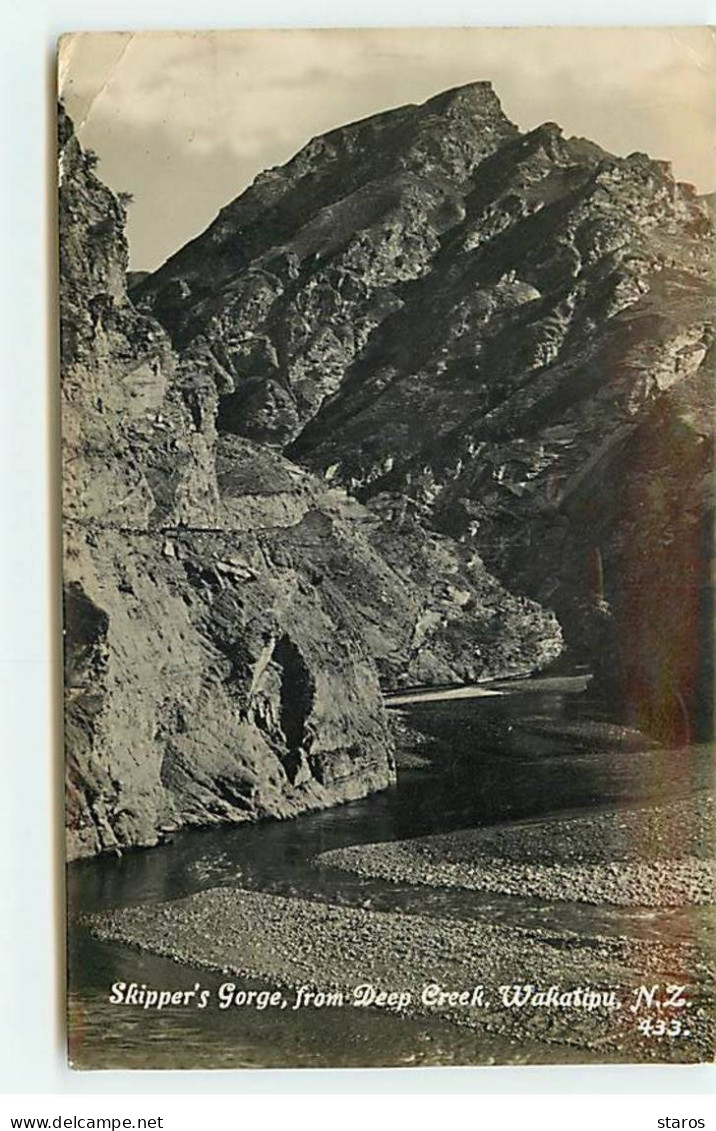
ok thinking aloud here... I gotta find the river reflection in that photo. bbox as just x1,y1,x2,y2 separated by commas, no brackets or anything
66,685,713,1069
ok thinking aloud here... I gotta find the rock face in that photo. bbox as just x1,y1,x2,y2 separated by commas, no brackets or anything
135,83,714,745
62,78,714,857
60,100,560,860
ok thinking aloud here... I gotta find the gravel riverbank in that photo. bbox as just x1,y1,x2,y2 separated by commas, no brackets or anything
84,878,714,1063
318,796,715,907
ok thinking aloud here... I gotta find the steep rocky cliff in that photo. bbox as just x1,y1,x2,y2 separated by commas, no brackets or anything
135,82,714,744
60,100,560,859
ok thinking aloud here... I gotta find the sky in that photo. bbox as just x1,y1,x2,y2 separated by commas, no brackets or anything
58,27,716,271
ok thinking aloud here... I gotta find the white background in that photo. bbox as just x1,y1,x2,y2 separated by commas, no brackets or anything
1,0,714,1107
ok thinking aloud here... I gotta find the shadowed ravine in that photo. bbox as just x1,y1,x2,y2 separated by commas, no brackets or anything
59,75,714,1067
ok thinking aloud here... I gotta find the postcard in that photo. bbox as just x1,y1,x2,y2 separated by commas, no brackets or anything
59,28,714,1068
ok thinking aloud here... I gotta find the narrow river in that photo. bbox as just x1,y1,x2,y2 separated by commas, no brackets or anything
66,681,712,1069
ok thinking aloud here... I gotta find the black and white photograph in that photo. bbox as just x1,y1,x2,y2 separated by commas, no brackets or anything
57,27,714,1070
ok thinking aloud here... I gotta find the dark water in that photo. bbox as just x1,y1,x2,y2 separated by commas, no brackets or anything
66,685,713,1069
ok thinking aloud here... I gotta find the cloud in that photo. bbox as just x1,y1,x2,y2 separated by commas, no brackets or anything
58,28,716,270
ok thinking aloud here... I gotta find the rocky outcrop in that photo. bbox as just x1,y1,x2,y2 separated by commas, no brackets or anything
60,100,560,860
60,106,393,858
135,83,714,743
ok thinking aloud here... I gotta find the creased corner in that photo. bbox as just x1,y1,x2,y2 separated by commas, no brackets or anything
57,32,80,99
58,32,136,131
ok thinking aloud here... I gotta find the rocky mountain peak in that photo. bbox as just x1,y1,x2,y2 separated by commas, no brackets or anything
409,79,516,147
131,84,713,745
61,98,563,859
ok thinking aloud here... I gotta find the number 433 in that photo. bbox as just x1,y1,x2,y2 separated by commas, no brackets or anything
638,1018,689,1038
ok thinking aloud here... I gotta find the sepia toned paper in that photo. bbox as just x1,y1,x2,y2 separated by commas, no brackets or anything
59,28,715,1069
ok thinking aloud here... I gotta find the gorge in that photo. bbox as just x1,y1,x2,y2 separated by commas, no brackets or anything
61,81,714,860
